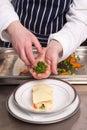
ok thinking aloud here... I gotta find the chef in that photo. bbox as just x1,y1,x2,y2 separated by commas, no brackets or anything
0,0,87,78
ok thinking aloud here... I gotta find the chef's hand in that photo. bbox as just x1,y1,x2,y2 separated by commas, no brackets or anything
7,21,42,65
29,40,63,79
45,40,63,75
29,48,51,79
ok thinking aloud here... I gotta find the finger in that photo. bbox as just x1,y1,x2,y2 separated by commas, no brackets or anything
31,73,50,79
51,57,58,75
35,68,51,79
25,43,36,65
46,58,51,66
32,36,42,54
29,66,51,79
18,47,31,65
29,68,42,79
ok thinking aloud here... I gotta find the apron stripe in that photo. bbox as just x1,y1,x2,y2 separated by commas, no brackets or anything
33,0,41,32
24,0,29,27
24,0,33,28
39,0,48,34
44,0,54,34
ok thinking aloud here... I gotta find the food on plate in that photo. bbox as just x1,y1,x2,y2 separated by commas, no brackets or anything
33,61,48,74
32,83,53,111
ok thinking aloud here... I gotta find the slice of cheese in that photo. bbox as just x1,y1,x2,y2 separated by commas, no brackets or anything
32,83,53,104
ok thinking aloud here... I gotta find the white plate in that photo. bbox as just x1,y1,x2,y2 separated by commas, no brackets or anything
14,78,76,113
6,93,80,124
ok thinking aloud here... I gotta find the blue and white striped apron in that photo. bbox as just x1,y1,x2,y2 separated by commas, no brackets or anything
2,0,72,47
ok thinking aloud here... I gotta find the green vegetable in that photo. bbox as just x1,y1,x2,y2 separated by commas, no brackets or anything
34,61,48,74
77,55,80,60
39,104,45,110
58,68,66,73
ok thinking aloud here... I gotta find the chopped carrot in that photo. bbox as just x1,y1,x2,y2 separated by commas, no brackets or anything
58,54,83,75
71,62,82,68
70,56,76,63
33,104,38,109
59,72,70,75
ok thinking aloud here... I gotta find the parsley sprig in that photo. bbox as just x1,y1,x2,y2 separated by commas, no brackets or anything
34,61,48,74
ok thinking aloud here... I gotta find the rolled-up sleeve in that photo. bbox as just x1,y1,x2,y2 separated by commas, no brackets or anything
48,0,87,61
0,0,19,42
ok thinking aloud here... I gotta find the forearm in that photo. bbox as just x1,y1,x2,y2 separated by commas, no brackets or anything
48,0,87,62
0,0,19,42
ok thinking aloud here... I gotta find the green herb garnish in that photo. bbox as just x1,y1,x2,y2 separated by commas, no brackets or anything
34,61,48,74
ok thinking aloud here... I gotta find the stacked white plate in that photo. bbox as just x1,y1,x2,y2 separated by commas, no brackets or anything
6,78,80,124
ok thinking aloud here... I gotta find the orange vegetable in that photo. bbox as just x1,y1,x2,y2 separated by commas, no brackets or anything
66,55,82,68
70,56,76,63
59,72,70,75
71,62,82,68
58,54,82,75
33,104,38,109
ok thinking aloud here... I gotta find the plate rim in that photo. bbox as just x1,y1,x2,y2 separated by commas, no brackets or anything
6,92,80,124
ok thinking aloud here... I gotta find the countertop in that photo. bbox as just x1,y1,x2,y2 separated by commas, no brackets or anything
0,84,87,130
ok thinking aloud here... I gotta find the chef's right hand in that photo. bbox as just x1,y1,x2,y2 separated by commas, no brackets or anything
6,21,42,65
